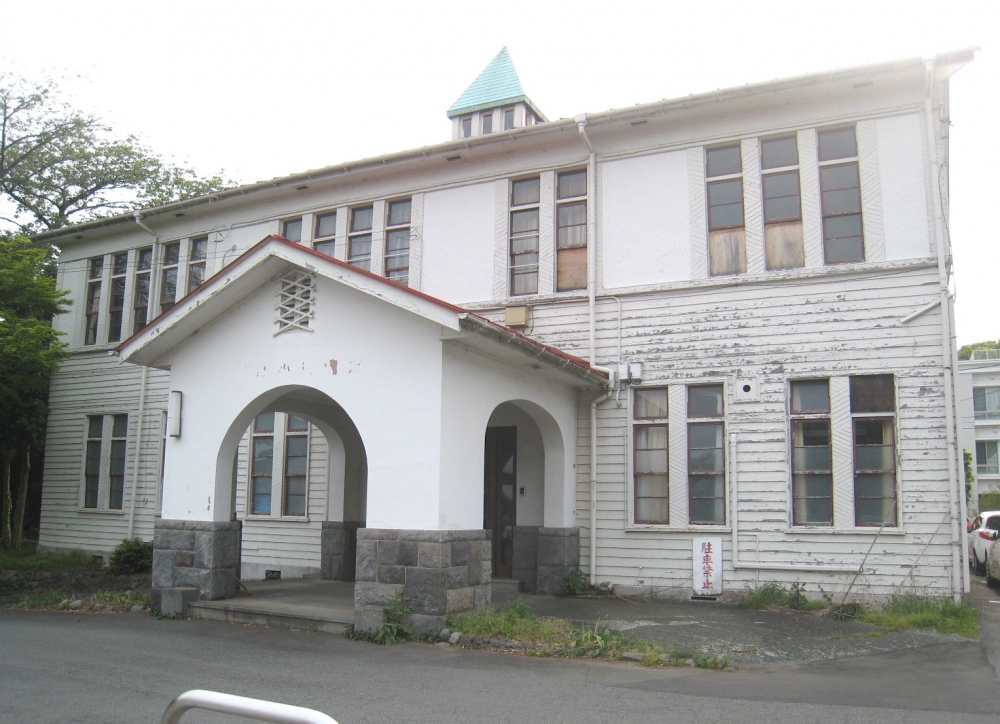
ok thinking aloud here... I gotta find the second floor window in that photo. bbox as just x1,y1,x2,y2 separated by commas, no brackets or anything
187,237,208,293
706,144,746,276
159,242,180,314
556,169,587,291
385,199,411,286
314,211,337,257
509,177,540,295
84,257,103,346
133,247,152,335
349,206,373,271
761,135,804,270
282,218,302,243
978,441,1000,476
107,253,128,343
819,126,864,264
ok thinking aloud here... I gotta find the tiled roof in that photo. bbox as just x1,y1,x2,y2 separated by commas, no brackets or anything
447,47,544,119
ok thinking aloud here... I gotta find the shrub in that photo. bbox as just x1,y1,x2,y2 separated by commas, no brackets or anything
561,568,588,596
107,538,153,575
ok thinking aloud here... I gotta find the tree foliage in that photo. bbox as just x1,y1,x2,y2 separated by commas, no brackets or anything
0,71,230,236
958,340,998,361
0,237,69,548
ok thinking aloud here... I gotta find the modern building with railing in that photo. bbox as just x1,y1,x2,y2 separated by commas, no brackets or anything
959,348,1000,502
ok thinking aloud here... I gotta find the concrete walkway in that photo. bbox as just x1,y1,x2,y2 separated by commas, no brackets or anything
186,578,979,669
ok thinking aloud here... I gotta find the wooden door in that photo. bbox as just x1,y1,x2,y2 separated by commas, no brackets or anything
484,427,517,579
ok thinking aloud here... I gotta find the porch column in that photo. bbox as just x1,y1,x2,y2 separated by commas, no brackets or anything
354,529,492,636
152,519,239,610
536,527,580,595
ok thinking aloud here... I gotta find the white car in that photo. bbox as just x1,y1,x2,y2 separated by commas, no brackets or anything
969,510,1000,575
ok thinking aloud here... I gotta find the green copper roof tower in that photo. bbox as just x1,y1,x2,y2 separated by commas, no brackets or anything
447,47,547,121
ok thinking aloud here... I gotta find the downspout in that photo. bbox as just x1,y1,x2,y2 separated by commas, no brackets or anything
575,114,598,364
923,59,964,603
128,211,156,538
575,114,614,585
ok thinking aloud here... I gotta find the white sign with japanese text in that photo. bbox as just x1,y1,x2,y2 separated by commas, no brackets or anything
692,537,723,596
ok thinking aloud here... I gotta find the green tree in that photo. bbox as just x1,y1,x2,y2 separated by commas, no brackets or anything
0,71,230,238
958,340,998,361
0,237,69,549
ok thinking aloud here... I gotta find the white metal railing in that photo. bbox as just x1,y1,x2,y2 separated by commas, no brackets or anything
160,690,339,724
971,349,1000,360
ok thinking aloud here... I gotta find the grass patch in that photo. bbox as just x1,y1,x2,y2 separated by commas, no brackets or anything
0,542,101,572
9,588,151,611
450,597,574,644
448,597,730,669
13,589,67,609
859,594,978,638
737,582,827,611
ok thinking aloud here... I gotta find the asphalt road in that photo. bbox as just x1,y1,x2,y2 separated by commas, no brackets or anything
2,607,999,724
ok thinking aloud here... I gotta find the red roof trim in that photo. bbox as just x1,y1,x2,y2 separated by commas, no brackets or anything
117,235,607,379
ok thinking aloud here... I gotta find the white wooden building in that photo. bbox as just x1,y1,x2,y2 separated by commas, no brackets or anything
35,48,974,624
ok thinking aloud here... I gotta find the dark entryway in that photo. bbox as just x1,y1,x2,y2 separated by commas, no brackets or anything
484,426,517,578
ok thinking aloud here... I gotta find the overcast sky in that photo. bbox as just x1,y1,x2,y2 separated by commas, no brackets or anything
2,0,995,345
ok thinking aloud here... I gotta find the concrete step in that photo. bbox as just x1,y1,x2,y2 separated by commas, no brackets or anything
188,600,351,634
491,578,522,597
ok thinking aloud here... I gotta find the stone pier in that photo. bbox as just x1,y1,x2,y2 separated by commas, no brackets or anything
152,519,239,610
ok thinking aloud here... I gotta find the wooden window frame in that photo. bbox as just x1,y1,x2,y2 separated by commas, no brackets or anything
509,176,541,296
84,256,103,346
281,218,303,243
481,111,493,135
133,247,153,335
107,252,128,343
250,413,275,516
461,116,472,139
108,414,128,510
313,211,337,257
760,135,804,271
83,415,102,508
849,374,897,527
818,125,864,265
503,107,515,131
283,416,309,516
348,206,374,271
632,388,670,525
187,237,208,294
384,198,411,286
687,384,726,525
705,144,746,276
789,379,833,526
159,241,181,314
555,169,588,292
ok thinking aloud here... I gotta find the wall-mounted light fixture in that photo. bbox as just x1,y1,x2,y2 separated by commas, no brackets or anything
168,391,183,437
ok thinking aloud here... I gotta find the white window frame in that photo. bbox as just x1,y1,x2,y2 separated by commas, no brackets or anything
78,413,130,513
243,412,312,521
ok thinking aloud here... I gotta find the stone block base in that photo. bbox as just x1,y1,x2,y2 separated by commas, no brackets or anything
512,526,539,592
321,521,363,581
536,527,580,595
153,519,239,608
354,529,491,634
160,587,199,615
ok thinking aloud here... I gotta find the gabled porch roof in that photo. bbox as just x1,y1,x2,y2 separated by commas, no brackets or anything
116,236,608,387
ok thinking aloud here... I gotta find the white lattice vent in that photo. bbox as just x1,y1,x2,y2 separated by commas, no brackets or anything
275,270,314,335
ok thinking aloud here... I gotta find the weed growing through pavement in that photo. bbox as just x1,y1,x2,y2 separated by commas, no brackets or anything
858,593,978,638
738,581,826,611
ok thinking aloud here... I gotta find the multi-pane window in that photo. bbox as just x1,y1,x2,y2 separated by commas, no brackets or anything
84,257,103,346
556,169,587,291
385,199,411,286
159,242,180,314
706,144,746,276
461,117,472,139
282,218,303,243
82,413,128,510
349,206,373,271
84,415,102,508
108,414,128,509
132,247,153,335
313,211,337,257
850,375,897,526
107,253,128,343
819,126,864,264
978,441,999,476
974,387,1000,420
481,111,493,135
187,237,208,293
284,415,309,516
688,384,726,524
790,380,832,525
503,108,514,131
760,136,804,270
251,413,275,515
633,388,669,524
509,177,540,295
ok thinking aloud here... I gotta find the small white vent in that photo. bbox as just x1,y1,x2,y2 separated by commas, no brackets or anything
275,270,314,335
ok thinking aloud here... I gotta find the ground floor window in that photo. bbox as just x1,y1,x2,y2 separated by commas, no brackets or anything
246,412,312,517
81,413,129,510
